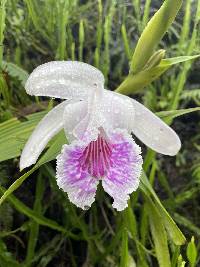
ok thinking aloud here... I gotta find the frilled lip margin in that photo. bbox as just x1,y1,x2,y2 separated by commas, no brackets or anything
56,129,143,211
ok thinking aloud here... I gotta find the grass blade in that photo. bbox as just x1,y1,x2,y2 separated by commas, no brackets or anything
147,199,171,267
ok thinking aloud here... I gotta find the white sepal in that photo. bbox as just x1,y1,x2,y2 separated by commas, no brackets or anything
131,99,181,156
103,91,135,133
20,101,70,170
25,61,104,100
63,101,88,143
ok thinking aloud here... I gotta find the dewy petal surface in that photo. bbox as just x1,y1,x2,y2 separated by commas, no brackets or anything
63,90,135,143
63,99,102,143
63,89,103,143
25,61,104,100
56,142,99,210
102,91,135,133
20,101,70,170
131,99,181,155
102,129,142,211
105,91,181,155
63,100,88,142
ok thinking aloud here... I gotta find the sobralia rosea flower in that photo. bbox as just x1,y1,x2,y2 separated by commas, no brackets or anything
20,61,181,211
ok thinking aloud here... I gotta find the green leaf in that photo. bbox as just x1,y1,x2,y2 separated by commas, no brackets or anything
177,255,186,267
0,239,20,267
25,173,44,265
31,235,64,266
0,74,10,107
127,255,136,267
130,0,182,73
2,61,29,86
156,107,200,120
186,237,197,267
121,24,131,61
171,246,181,267
120,229,129,267
147,200,171,267
123,203,149,267
124,202,138,239
173,213,200,236
140,172,186,245
0,167,38,206
0,130,67,206
116,55,200,95
0,185,78,240
160,55,200,67
0,111,46,162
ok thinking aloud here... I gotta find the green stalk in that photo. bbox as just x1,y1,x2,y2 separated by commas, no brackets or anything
25,172,45,266
24,0,49,42
132,0,141,33
103,0,116,82
78,20,84,61
120,228,129,267
170,0,200,112
94,0,103,68
121,24,131,61
0,0,7,69
142,0,151,30
56,0,69,60
0,74,10,107
149,160,157,185
71,42,75,61
178,0,192,50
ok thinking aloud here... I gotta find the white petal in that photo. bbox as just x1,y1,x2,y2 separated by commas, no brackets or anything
25,61,104,100
131,99,181,156
102,90,135,133
63,101,88,142
20,101,70,170
63,90,105,142
63,90,135,142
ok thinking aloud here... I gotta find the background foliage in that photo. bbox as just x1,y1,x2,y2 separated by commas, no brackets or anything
0,0,200,266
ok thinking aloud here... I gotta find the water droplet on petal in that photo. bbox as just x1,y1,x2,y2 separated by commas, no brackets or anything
59,78,66,84
154,136,159,141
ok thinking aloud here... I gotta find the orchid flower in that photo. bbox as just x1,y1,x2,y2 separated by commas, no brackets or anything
20,61,181,211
